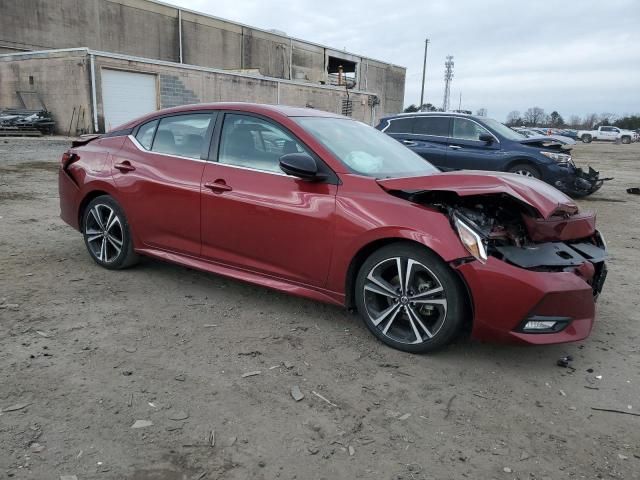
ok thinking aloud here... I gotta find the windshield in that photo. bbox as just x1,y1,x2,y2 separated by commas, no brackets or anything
482,117,527,141
294,117,438,178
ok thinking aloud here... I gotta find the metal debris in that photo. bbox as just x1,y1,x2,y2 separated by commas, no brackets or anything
168,410,189,421
241,371,261,378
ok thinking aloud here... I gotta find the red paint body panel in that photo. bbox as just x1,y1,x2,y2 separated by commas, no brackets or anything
58,102,604,347
377,170,578,219
457,258,595,344
522,211,596,242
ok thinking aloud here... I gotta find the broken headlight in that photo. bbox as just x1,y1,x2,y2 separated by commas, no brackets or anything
453,215,488,263
540,151,573,165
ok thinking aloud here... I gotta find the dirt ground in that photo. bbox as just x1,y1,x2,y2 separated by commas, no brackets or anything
1,138,639,480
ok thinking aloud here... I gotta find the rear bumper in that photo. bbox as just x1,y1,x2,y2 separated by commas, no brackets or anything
456,257,603,345
58,166,81,230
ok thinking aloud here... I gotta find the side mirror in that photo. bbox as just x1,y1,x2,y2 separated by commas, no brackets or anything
279,153,323,181
479,133,494,143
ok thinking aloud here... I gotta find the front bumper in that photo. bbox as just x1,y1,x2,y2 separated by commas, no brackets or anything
547,163,611,197
455,255,606,345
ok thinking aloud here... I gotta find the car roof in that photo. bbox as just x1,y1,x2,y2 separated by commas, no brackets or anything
113,102,345,131
380,111,483,122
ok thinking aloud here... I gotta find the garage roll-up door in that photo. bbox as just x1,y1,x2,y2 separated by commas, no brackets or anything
101,69,157,131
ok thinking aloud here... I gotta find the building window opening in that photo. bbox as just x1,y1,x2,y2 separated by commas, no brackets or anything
327,56,357,88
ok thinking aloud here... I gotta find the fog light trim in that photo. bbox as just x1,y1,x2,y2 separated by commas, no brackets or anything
520,315,571,333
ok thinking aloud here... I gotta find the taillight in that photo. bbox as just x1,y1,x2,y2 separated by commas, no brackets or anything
61,152,79,169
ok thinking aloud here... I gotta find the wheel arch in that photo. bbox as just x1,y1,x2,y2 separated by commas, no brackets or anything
504,157,542,172
344,237,469,311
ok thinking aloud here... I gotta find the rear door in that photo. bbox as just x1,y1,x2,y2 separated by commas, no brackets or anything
112,112,216,255
199,112,337,287
444,117,502,171
382,116,450,169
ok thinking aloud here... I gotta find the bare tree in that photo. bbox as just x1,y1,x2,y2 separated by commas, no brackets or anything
568,115,582,128
583,113,599,129
505,110,522,126
523,107,545,126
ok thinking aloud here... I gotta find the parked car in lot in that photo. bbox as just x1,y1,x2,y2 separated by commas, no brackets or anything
576,125,635,143
59,103,607,353
376,112,605,197
513,127,576,145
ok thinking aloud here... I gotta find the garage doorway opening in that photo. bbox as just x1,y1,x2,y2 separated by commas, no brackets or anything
327,56,357,88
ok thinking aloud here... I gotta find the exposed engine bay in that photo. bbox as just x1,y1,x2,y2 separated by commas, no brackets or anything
395,190,608,296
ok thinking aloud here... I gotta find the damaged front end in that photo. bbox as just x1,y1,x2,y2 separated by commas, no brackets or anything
378,172,608,343
437,193,608,300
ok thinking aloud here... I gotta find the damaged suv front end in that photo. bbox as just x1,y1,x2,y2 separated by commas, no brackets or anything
379,171,607,345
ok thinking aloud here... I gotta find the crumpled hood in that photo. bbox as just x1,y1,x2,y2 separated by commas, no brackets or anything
377,170,578,220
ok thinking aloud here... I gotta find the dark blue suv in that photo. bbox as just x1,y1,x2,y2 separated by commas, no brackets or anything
376,112,604,197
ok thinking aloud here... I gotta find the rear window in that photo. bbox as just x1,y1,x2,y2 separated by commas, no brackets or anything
413,116,450,136
383,117,414,134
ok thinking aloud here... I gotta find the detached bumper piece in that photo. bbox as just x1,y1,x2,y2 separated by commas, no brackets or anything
556,166,612,197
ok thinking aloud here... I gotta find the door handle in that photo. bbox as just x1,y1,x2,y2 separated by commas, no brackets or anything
448,145,462,150
114,161,136,172
204,180,233,192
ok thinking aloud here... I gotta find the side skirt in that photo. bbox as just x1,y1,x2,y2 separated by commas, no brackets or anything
135,247,346,307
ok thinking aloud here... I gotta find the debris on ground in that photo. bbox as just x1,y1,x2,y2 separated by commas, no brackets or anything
208,429,215,447
312,390,338,407
348,445,355,456
174,373,186,381
2,402,31,412
35,330,50,338
284,361,294,369
241,371,261,378
131,420,153,429
591,407,640,417
168,410,189,421
627,187,640,195
503,466,513,473
557,355,573,368
291,385,304,401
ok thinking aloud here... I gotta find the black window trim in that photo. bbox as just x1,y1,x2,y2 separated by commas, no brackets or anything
208,110,340,185
130,111,219,162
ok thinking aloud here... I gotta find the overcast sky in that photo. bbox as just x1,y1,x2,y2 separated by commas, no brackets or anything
169,0,639,122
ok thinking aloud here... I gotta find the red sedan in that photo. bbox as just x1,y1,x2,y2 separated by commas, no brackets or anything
58,103,607,353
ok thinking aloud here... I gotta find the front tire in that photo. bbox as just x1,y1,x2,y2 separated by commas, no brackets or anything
82,195,138,270
582,135,592,143
355,243,467,353
621,136,631,144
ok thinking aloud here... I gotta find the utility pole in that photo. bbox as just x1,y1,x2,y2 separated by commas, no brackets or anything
419,38,429,110
458,92,462,111
442,55,454,112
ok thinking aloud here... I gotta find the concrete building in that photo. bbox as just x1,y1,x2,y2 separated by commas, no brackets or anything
0,0,406,134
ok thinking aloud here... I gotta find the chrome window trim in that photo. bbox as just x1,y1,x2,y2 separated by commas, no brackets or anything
128,135,208,163
381,115,500,144
129,135,291,177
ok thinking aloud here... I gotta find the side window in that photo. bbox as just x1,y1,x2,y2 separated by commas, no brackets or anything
218,114,310,173
452,118,492,141
135,119,158,150
384,118,414,134
151,113,213,159
413,116,450,136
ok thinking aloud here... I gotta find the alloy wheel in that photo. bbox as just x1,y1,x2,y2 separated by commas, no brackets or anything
362,257,448,345
85,204,124,263
514,169,534,177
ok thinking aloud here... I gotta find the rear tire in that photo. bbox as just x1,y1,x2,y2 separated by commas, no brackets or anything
582,135,592,143
507,163,540,179
82,195,138,270
354,243,467,353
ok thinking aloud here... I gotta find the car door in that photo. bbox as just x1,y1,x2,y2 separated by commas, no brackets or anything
111,112,216,255
444,117,502,171
199,112,337,287
382,116,450,169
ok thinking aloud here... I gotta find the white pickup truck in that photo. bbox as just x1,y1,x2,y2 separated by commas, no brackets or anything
576,126,636,144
